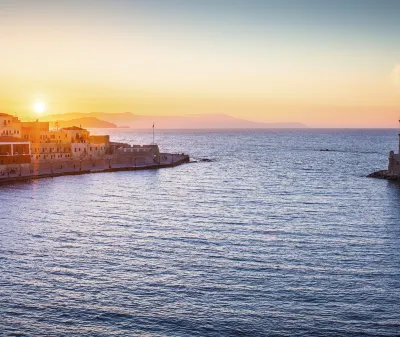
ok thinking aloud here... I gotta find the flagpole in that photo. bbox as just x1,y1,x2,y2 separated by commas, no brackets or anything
153,122,155,145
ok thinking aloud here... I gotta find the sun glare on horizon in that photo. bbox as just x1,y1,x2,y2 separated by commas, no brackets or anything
33,101,46,115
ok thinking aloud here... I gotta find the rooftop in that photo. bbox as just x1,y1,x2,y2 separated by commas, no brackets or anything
0,113,13,117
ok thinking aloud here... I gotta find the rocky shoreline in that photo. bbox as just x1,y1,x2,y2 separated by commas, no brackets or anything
367,170,400,180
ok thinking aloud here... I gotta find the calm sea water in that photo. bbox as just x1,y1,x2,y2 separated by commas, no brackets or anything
1,129,400,336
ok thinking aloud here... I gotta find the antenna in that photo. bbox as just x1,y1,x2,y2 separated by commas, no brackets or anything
398,117,400,154
152,122,155,145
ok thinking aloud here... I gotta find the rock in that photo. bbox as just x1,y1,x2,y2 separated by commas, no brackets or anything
367,170,398,179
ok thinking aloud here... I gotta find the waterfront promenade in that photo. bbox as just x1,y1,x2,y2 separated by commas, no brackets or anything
0,153,189,183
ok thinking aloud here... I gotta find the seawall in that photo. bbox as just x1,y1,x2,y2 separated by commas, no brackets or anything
0,153,189,184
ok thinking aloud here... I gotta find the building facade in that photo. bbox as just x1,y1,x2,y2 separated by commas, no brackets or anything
0,113,158,173
0,136,31,167
27,126,109,162
21,120,50,143
0,113,22,138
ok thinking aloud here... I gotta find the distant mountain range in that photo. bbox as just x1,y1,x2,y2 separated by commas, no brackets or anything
42,112,306,129
49,117,117,129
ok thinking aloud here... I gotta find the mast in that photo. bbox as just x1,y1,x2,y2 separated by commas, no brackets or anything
398,118,400,154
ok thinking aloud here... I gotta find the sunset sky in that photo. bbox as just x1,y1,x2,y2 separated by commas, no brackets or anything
1,0,400,127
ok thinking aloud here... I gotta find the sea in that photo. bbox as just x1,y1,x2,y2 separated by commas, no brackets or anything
1,129,400,336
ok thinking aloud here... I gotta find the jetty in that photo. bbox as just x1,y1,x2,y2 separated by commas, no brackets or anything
0,113,189,183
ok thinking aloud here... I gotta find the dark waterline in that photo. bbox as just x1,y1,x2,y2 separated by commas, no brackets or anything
1,129,400,336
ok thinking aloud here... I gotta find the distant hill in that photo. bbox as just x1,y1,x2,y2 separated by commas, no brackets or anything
43,112,306,129
47,117,117,129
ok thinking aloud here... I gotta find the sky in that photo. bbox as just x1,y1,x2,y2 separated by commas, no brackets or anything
0,0,400,127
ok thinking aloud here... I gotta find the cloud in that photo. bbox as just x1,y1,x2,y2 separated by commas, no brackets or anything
391,64,400,86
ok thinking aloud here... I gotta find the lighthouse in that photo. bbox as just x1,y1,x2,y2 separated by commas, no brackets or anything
387,120,400,174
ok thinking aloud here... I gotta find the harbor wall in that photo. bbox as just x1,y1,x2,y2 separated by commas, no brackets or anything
0,153,189,183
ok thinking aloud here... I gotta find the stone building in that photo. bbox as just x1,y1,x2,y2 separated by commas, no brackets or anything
0,136,31,177
31,142,72,161
88,135,110,158
388,128,400,175
21,120,50,142
28,126,109,162
0,113,22,137
116,144,160,166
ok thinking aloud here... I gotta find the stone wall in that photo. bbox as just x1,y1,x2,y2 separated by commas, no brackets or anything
0,152,189,181
388,151,400,174
0,152,156,179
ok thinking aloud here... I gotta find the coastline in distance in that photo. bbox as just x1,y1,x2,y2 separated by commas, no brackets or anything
42,112,306,129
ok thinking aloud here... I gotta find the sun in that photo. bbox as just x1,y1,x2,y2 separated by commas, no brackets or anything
33,101,46,114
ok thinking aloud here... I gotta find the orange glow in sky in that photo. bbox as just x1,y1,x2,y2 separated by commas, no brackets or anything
0,1,399,127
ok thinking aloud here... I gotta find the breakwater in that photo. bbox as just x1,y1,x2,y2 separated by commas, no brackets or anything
0,153,189,183
367,169,400,180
